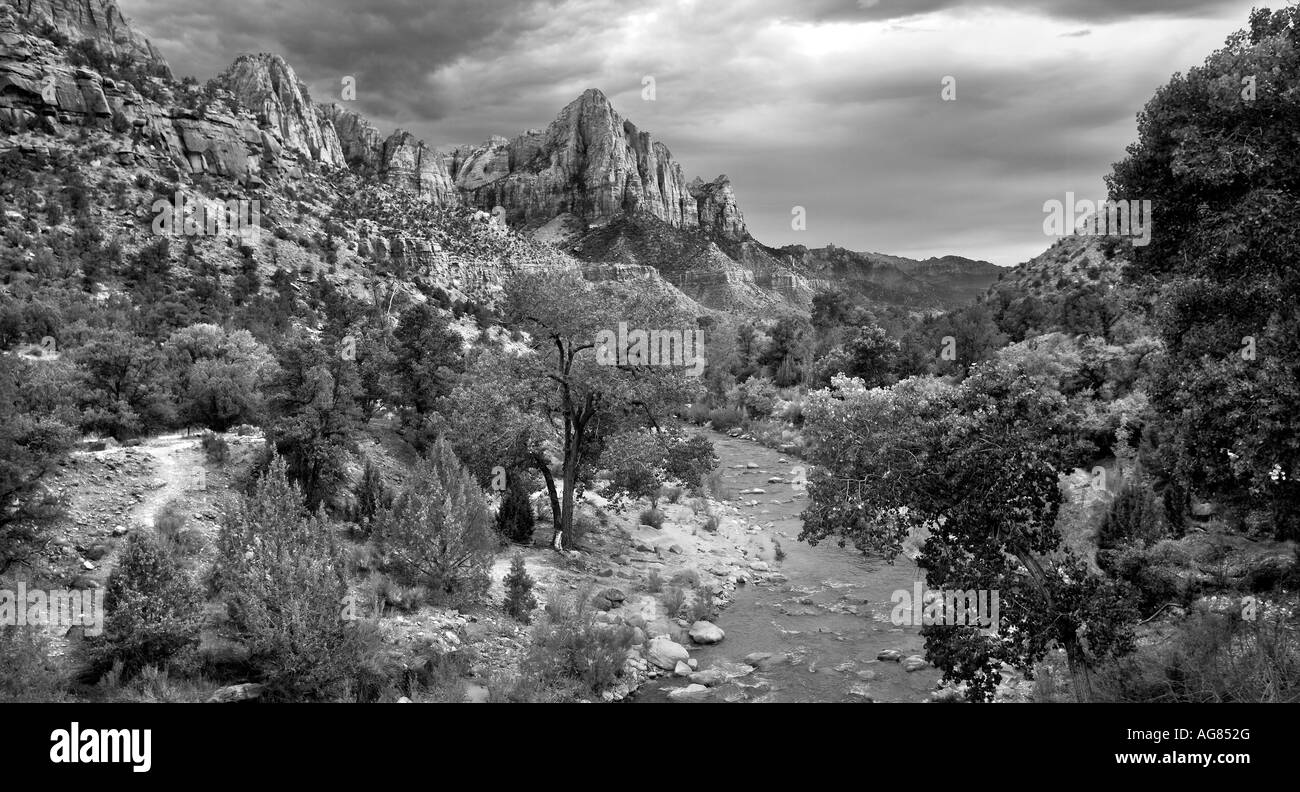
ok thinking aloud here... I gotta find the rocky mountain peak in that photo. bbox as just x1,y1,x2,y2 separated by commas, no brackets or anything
4,0,171,76
223,52,343,167
451,87,747,241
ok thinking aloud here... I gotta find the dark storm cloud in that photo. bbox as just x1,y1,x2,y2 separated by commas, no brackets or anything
118,0,562,119
800,0,1235,23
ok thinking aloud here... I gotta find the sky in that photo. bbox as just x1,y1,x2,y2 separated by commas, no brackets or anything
117,0,1265,266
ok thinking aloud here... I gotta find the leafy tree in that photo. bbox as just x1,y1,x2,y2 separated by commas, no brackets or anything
759,315,810,371
449,272,696,549
166,324,273,430
72,329,176,439
264,329,363,511
599,430,667,507
1107,5,1300,538
802,362,1137,701
0,355,76,575
390,301,463,439
728,375,777,418
816,324,900,386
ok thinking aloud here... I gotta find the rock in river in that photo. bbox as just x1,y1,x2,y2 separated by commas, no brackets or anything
689,620,725,644
647,636,691,670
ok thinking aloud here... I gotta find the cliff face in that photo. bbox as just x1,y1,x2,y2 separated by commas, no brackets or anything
0,21,331,185
448,90,747,242
322,103,384,173
380,130,457,204
5,0,170,75
223,53,344,168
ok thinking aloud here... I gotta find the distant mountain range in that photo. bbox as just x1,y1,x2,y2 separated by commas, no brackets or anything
0,0,1004,317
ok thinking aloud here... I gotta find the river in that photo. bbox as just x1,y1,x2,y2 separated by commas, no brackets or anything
635,430,943,702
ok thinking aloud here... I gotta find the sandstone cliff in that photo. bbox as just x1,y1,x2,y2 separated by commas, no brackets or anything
6,0,170,76
449,89,746,242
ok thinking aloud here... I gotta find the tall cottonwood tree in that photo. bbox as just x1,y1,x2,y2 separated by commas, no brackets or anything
446,272,697,549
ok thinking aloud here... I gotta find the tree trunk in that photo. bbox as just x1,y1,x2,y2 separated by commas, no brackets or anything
1064,641,1095,702
1014,546,1094,703
533,455,562,544
558,450,579,550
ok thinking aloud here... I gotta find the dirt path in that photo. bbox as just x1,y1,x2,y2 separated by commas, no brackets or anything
127,433,205,529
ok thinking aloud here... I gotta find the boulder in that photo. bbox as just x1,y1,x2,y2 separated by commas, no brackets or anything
688,620,725,645
902,655,928,672
674,660,692,677
667,683,711,700
877,649,904,662
689,668,728,687
647,636,690,670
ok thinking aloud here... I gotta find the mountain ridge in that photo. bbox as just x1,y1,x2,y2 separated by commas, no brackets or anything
0,0,1003,316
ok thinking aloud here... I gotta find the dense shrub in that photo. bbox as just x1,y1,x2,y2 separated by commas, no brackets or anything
664,433,715,490
639,507,664,529
0,626,68,701
372,437,495,606
1098,609,1300,702
200,432,230,465
503,553,537,623
0,355,76,575
1098,544,1194,615
669,568,700,589
706,406,744,431
687,588,716,622
1098,479,1166,550
352,456,391,534
521,588,635,695
662,586,687,619
495,473,535,544
91,530,203,680
214,454,361,701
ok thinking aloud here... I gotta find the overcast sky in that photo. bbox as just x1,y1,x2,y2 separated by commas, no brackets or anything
118,0,1263,266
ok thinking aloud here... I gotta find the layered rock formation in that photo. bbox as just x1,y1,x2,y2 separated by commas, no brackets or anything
223,53,343,168
449,89,747,241
6,0,170,75
321,103,384,173
380,130,457,203
0,5,348,183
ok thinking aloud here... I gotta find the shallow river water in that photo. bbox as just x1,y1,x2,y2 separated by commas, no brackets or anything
635,431,942,702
